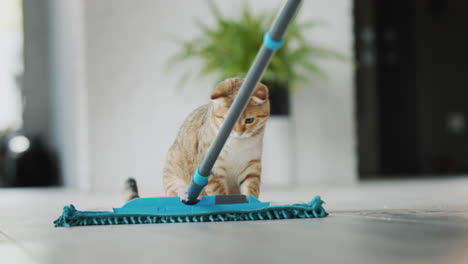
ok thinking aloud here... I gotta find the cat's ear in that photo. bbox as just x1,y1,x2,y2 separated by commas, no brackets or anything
210,90,227,100
211,90,227,105
211,81,229,103
251,83,268,105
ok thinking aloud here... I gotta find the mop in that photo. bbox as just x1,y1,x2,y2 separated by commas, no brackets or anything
54,0,328,227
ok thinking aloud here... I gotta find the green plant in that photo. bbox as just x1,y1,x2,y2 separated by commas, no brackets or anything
166,1,348,91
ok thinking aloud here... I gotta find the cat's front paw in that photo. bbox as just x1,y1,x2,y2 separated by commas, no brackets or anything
177,189,188,201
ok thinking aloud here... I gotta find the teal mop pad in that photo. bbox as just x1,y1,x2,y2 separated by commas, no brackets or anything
54,195,327,227
54,0,329,227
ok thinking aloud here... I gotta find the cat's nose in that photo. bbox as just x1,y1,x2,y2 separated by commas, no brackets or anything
233,125,246,136
233,130,247,137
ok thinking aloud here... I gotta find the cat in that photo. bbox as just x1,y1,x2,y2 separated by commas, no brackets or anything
124,77,270,201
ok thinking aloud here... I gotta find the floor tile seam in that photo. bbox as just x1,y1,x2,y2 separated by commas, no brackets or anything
0,229,41,264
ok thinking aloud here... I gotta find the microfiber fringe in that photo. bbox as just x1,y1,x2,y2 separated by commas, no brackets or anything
54,196,328,227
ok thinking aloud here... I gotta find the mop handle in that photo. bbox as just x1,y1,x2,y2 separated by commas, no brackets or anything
185,0,303,203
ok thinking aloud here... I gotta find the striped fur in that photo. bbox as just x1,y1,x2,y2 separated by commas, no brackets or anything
162,78,270,199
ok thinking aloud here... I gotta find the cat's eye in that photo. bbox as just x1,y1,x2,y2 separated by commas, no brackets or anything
245,117,255,124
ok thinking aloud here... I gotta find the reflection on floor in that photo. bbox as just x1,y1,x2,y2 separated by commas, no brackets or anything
1,177,468,264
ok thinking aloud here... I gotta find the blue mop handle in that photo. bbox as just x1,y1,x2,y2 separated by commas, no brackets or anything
185,0,303,203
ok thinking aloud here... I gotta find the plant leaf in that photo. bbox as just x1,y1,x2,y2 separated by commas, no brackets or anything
164,0,351,91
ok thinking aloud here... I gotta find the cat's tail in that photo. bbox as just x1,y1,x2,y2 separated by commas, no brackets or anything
124,178,140,201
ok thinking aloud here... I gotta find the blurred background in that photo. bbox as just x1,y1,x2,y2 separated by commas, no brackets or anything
0,0,467,196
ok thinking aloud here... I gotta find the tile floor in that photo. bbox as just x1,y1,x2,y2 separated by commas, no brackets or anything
1,177,468,264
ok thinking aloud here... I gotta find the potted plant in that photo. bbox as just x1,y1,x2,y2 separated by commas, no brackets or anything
166,1,347,185
166,1,346,115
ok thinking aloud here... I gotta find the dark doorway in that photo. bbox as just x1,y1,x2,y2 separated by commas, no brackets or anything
355,0,468,178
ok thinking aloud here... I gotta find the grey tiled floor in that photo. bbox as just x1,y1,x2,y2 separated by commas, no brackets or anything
1,177,468,264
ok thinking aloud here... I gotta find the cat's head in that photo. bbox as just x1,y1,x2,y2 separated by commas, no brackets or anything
210,78,270,138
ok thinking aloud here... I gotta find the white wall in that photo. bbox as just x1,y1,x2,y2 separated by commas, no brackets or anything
292,0,356,186
48,0,89,189
0,0,23,133
83,0,216,195
49,0,356,195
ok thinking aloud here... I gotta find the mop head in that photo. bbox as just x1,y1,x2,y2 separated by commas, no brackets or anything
54,195,327,227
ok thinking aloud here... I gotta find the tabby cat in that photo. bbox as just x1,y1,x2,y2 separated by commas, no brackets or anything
125,78,270,201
